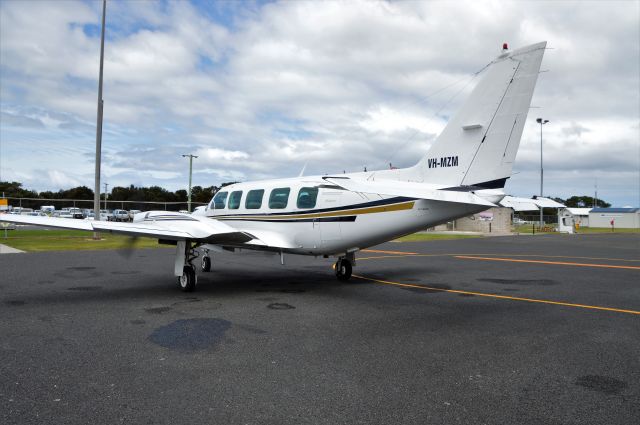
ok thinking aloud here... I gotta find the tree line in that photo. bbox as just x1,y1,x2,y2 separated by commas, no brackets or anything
556,196,610,208
0,181,236,211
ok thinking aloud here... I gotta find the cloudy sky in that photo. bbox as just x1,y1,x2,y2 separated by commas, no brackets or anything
1,0,638,206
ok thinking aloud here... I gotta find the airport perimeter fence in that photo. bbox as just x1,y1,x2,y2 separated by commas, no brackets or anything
1,197,207,213
514,214,558,225
513,214,560,233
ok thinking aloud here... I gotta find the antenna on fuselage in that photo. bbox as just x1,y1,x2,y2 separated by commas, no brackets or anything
298,162,308,177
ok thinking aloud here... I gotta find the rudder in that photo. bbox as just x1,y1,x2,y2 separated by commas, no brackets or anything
412,42,547,188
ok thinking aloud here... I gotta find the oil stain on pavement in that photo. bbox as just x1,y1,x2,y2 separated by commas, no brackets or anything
575,375,628,395
149,318,232,352
477,278,558,286
267,303,295,310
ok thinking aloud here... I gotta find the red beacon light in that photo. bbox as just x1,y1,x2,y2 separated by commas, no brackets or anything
502,42,509,51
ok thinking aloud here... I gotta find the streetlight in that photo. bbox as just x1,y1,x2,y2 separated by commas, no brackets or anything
536,117,549,229
182,154,198,212
93,0,106,239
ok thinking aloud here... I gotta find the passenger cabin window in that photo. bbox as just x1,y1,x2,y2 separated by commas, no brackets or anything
297,187,319,209
245,189,264,209
213,191,228,209
228,191,243,210
269,188,290,209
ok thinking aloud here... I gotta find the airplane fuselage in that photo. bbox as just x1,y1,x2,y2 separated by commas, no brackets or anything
203,175,487,256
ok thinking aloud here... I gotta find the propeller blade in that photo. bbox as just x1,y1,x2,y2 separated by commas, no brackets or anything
117,236,140,259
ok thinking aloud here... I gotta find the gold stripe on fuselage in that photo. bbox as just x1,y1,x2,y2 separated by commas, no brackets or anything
212,201,416,221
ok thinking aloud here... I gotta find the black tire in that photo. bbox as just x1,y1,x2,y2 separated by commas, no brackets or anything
201,256,211,272
335,259,352,281
178,266,196,292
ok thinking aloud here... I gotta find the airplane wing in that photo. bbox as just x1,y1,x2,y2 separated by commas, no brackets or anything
323,176,496,207
0,214,94,231
0,212,254,245
240,229,299,249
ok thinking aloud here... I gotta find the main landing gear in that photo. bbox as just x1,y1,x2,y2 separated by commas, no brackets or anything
179,266,196,292
335,252,355,281
175,241,199,292
201,248,212,272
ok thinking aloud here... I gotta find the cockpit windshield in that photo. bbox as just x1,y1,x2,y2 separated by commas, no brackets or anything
211,191,228,210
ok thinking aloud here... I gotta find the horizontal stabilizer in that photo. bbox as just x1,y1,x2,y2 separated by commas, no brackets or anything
499,196,565,211
323,177,496,207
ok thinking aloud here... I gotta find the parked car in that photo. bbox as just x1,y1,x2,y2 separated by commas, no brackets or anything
128,210,142,220
58,208,73,218
40,205,55,215
68,207,84,219
112,209,130,222
12,207,34,215
513,217,527,225
100,210,113,221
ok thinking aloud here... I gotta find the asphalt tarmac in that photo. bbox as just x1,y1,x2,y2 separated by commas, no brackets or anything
1,233,639,424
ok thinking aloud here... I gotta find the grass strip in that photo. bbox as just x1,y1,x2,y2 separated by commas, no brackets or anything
1,229,169,252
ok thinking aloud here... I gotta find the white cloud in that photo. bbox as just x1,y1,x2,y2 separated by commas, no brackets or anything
47,170,82,188
195,148,250,162
359,106,445,135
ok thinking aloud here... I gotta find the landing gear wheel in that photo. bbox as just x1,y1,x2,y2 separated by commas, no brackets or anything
178,265,196,292
335,259,352,281
201,256,211,272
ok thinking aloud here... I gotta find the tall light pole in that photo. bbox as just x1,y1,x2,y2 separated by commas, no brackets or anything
93,0,106,239
182,154,198,212
536,118,549,229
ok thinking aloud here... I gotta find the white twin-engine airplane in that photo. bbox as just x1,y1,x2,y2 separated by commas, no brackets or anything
1,42,547,292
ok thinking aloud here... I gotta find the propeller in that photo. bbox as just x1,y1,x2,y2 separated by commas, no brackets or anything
116,236,140,259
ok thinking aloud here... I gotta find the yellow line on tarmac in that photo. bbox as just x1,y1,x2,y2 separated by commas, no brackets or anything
358,253,450,261
478,254,640,263
358,255,417,261
356,253,640,264
352,274,640,316
455,256,640,270
362,249,419,255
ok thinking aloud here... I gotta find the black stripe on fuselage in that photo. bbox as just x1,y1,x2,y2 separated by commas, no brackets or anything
219,216,357,223
144,218,196,222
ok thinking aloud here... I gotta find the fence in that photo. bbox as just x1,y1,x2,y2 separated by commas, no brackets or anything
1,197,207,212
514,214,558,225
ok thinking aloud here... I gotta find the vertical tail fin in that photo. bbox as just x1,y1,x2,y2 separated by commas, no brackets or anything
412,42,547,188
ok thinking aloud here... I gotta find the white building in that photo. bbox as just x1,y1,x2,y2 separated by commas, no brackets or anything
589,208,640,229
558,207,592,233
